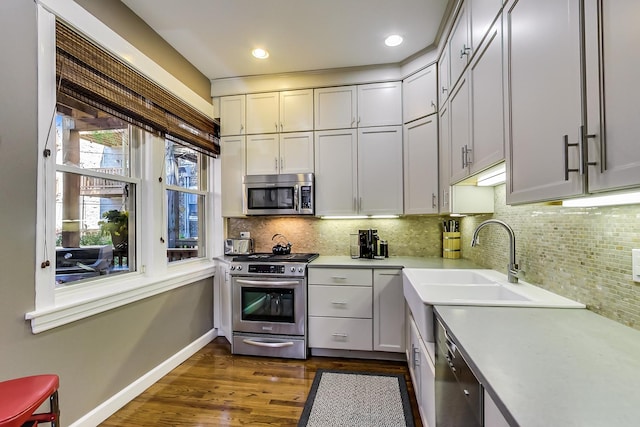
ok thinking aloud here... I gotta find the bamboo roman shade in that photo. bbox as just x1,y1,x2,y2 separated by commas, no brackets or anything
55,20,219,156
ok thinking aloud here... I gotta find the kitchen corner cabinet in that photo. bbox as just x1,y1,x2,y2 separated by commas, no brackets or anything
220,95,246,136
314,127,403,216
404,116,439,214
373,269,405,352
220,135,245,217
246,89,313,134
470,0,503,51
449,18,504,185
314,86,357,130
357,82,402,127
246,132,313,175
438,48,450,108
403,65,438,124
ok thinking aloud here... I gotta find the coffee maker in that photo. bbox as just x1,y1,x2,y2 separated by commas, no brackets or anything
358,229,379,259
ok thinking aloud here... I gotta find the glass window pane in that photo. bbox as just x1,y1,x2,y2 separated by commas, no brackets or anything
55,111,130,177
55,171,135,287
166,189,203,262
165,140,200,190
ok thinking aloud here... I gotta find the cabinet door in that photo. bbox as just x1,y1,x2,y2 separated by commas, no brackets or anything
439,102,452,214
469,17,504,175
279,132,314,174
246,92,279,134
449,3,471,89
218,264,232,343
418,334,436,427
246,134,279,175
220,136,245,217
438,49,450,108
358,126,403,215
585,0,640,192
403,65,438,123
505,0,583,204
314,129,358,216
448,75,471,184
373,270,405,353
357,82,402,127
220,95,245,136
279,89,313,132
314,86,357,130
404,116,439,214
470,0,502,51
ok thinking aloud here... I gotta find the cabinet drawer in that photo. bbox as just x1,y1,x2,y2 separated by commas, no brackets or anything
308,285,372,318
308,317,372,351
308,268,372,286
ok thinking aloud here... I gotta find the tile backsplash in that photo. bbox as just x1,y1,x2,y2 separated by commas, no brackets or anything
227,184,640,331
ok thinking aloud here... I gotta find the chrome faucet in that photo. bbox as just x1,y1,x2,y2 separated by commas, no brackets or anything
471,219,519,283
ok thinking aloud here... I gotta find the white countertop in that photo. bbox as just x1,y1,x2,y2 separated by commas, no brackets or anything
435,306,640,427
309,255,480,269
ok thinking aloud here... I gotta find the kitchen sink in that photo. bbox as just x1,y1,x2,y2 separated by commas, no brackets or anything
403,268,585,342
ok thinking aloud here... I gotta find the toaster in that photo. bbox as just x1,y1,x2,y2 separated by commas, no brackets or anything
224,238,254,255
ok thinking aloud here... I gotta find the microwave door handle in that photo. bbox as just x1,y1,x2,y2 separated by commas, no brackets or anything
294,184,299,212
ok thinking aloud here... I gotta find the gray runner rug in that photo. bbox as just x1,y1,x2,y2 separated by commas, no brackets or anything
298,369,415,427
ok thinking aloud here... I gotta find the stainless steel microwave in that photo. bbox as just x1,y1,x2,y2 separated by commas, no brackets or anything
243,173,314,216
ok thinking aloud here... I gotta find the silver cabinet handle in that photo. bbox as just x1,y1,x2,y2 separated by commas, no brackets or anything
331,301,348,305
331,333,348,338
242,339,294,348
431,100,436,110
563,134,580,180
460,44,471,59
432,193,437,209
280,157,284,171
461,146,466,168
240,124,244,133
351,117,356,127
275,122,278,132
442,86,448,94
331,276,348,280
275,157,278,172
581,125,598,170
379,273,401,276
413,347,420,367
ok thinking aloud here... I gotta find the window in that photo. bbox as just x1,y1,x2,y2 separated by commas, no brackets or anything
165,141,207,262
54,108,138,286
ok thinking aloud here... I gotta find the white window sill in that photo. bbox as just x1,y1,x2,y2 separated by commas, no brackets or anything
25,259,216,333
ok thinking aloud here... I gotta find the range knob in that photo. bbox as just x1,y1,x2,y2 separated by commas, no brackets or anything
230,265,235,271
298,267,304,272
237,265,243,271
290,266,296,272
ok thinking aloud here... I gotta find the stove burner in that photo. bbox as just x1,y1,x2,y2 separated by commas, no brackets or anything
232,253,319,263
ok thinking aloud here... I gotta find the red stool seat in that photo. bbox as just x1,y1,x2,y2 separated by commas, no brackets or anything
0,375,59,427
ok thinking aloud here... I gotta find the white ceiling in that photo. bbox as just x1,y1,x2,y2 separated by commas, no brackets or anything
121,0,452,81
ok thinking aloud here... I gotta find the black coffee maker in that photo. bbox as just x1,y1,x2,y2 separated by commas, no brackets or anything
358,229,379,259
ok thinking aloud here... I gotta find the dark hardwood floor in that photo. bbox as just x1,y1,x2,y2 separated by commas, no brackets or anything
100,337,422,426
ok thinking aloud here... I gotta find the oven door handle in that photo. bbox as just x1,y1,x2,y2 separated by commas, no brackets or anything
235,279,300,286
242,338,295,348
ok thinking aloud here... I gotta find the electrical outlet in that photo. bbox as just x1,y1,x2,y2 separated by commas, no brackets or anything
633,249,640,283
240,231,250,239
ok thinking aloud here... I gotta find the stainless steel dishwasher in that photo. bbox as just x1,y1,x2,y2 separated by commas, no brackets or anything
435,318,483,427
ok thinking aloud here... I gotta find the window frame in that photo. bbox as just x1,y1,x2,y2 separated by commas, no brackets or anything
27,2,218,334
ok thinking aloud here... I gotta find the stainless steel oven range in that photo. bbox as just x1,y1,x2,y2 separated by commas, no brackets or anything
230,252,318,359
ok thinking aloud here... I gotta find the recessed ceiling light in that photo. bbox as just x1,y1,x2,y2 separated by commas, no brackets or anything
252,48,269,59
385,35,403,47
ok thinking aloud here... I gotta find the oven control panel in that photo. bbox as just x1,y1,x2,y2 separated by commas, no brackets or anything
230,262,307,277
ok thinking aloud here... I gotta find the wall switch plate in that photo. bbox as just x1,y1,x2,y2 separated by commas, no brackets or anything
633,249,640,283
240,231,250,239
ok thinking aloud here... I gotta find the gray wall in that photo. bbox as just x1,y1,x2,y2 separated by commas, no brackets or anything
0,0,213,423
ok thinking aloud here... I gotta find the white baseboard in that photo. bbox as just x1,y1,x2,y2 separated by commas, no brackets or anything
70,329,216,427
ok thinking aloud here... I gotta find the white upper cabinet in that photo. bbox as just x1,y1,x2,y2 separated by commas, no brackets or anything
314,86,357,130
357,82,402,127
584,0,640,193
279,89,314,133
449,2,471,90
470,0,503,50
246,132,313,175
403,65,438,123
439,101,452,214
438,48,450,108
469,17,504,175
246,90,313,134
505,0,584,203
220,135,246,217
358,126,403,215
314,129,359,216
246,92,280,134
220,95,245,136
404,116,439,215
448,74,471,184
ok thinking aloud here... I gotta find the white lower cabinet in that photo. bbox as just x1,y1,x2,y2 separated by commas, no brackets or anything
407,312,436,427
308,267,405,353
484,389,510,427
217,263,232,343
220,136,245,217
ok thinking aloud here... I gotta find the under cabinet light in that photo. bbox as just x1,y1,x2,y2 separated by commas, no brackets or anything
477,164,506,186
562,191,640,208
320,215,400,220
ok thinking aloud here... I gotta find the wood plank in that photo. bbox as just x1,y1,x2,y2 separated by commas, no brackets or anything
100,337,422,427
